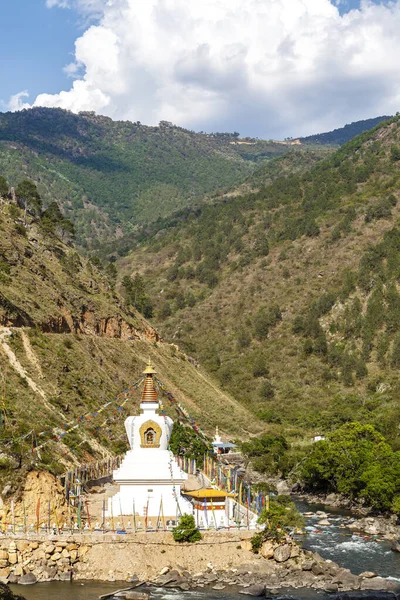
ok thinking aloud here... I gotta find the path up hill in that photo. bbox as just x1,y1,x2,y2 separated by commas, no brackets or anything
118,116,400,449
0,194,261,497
0,108,302,248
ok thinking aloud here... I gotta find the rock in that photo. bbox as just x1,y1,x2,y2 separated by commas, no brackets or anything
7,575,19,584
290,545,301,558
360,577,398,591
13,566,24,578
159,567,170,576
391,541,400,552
212,584,226,590
58,572,72,581
324,583,339,593
273,545,291,563
359,571,377,578
8,554,17,566
52,553,62,561
311,562,325,576
126,575,140,584
276,480,290,495
43,544,55,555
0,568,10,578
301,560,313,571
0,552,8,561
241,541,252,552
317,519,331,526
78,545,90,558
239,584,266,596
40,567,57,581
18,573,37,585
156,570,182,586
8,543,16,552
260,542,274,559
325,493,339,504
123,592,150,600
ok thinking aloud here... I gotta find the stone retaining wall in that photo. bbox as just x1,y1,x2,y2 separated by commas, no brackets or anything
0,531,254,584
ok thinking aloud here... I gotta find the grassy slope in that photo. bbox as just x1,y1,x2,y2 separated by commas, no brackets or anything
0,108,304,248
119,117,400,447
0,199,261,494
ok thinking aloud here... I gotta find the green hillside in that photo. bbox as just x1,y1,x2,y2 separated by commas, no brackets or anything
0,189,262,495
118,116,400,450
0,108,302,249
300,115,391,146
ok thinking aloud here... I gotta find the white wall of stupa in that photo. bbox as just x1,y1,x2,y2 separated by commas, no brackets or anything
107,363,193,522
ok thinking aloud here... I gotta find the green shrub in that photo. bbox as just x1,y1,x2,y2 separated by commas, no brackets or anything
173,514,202,543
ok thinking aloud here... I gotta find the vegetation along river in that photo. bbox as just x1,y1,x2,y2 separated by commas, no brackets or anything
10,501,400,599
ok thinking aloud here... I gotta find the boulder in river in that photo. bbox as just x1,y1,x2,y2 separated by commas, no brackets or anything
391,540,400,552
239,584,266,596
17,574,36,586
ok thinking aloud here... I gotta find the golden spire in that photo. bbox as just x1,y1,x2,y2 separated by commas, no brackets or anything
141,360,158,403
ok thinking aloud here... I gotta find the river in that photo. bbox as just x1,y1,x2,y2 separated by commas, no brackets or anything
10,500,400,599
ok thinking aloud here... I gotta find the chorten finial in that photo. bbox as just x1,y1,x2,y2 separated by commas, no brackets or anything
143,359,157,375
141,359,158,403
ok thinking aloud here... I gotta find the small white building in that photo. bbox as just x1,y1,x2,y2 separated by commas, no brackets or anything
107,362,193,523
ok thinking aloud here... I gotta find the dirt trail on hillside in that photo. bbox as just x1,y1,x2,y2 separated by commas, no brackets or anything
21,329,44,378
0,326,53,410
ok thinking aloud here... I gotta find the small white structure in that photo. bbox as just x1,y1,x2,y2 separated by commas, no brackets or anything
212,426,237,455
107,362,193,521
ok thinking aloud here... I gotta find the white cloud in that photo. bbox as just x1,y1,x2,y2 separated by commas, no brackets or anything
23,0,400,136
7,91,31,112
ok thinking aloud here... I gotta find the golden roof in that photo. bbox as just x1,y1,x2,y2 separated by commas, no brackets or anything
141,360,158,403
183,488,237,499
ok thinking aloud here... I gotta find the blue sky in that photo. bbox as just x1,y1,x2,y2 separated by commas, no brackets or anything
0,0,398,138
0,1,80,108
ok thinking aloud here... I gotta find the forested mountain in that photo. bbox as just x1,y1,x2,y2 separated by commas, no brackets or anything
118,116,400,452
0,187,259,494
300,116,391,146
0,108,302,249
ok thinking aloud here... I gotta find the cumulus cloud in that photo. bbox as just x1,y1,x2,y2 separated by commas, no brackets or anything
24,0,400,136
7,91,31,112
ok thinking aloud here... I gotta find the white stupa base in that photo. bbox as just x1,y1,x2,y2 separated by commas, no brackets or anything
107,448,191,519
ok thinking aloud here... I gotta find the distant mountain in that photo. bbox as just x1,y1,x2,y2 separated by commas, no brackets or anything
0,108,301,248
300,116,392,146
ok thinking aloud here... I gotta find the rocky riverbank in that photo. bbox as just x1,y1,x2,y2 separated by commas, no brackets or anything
0,532,397,595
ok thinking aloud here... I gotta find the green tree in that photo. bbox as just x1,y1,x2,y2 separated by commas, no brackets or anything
173,514,202,543
241,434,289,475
41,201,75,240
251,496,304,551
168,422,210,462
122,274,153,318
0,176,8,198
301,422,397,508
15,180,42,218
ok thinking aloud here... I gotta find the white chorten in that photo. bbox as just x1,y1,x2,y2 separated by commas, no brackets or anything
107,362,192,522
